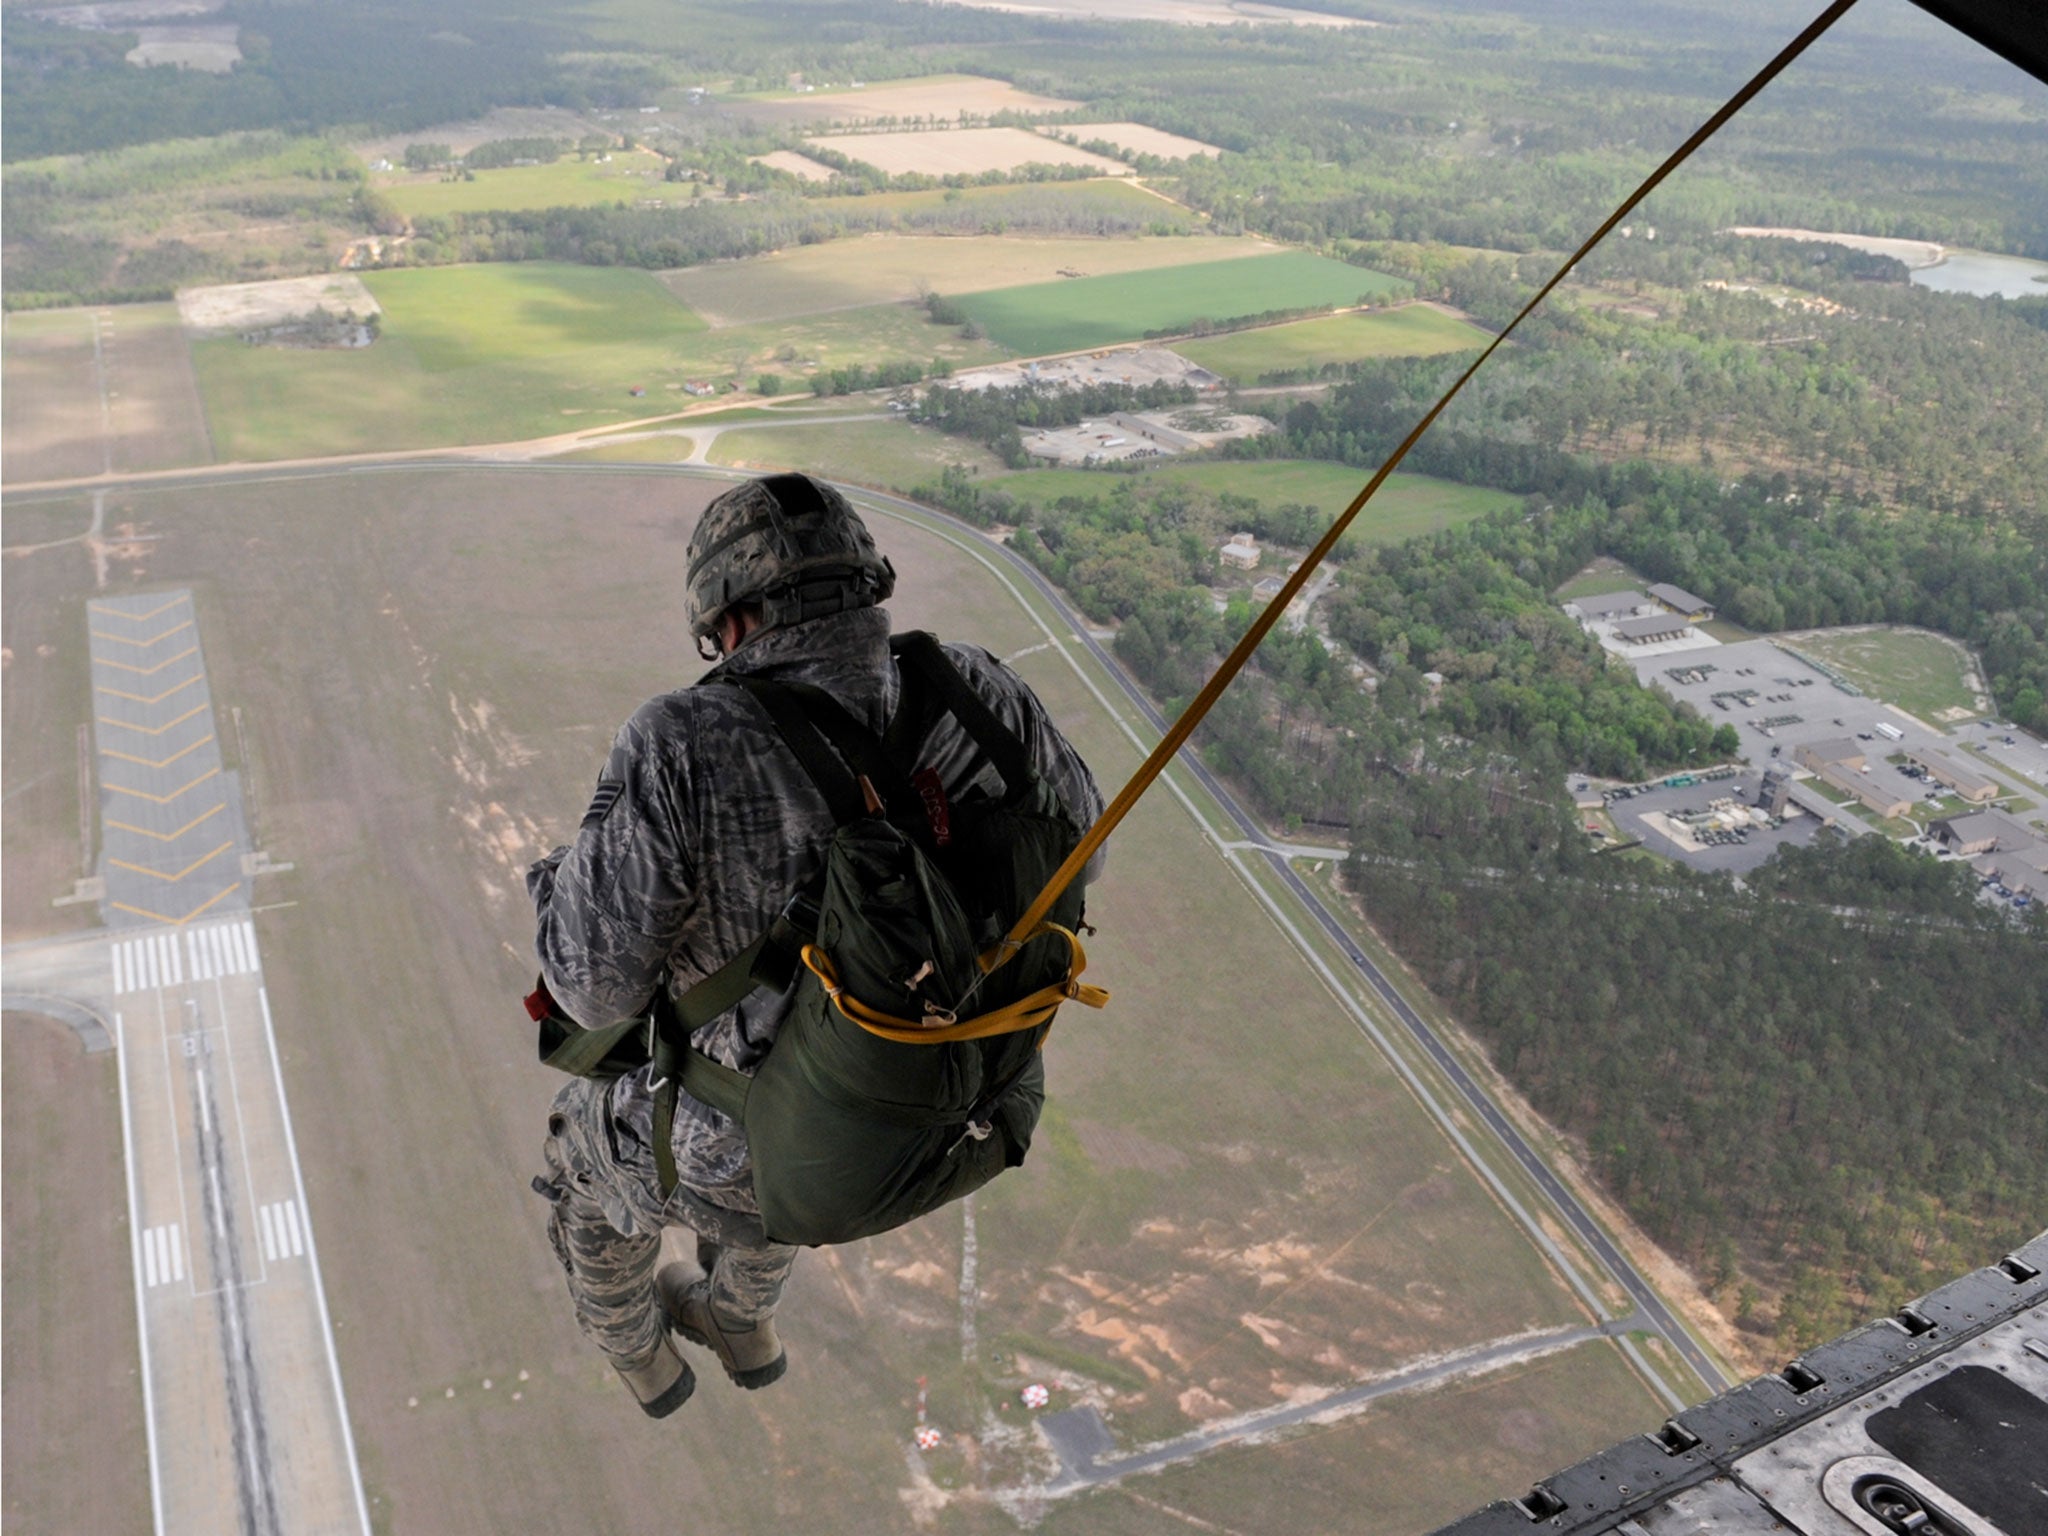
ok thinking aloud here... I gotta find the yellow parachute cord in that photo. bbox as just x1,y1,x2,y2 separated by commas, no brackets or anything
993,0,1865,962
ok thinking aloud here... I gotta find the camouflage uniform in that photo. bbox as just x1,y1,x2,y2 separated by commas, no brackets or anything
530,603,1104,1369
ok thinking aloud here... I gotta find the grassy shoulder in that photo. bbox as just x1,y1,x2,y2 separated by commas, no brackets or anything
2,1016,151,1536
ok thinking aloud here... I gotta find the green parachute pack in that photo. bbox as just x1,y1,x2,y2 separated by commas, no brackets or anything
533,631,1107,1247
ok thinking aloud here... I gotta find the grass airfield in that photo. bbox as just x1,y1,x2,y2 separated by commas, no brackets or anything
1,466,1671,1535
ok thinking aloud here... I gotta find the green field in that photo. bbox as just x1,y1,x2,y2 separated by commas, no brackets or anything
956,252,1410,355
1788,627,1989,723
1174,304,1488,381
705,417,1006,487
993,460,1519,545
188,262,1006,458
377,150,697,218
661,233,1279,328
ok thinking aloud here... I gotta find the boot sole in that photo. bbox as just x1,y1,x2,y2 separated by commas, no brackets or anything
635,1360,697,1418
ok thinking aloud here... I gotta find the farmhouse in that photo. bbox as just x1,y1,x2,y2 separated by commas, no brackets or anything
1612,613,1694,645
1565,590,1651,625
1647,582,1715,620
1905,747,1998,803
1220,533,1261,571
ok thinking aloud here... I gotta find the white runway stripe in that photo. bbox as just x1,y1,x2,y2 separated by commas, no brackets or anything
112,921,260,995
143,1224,184,1288
259,1200,304,1262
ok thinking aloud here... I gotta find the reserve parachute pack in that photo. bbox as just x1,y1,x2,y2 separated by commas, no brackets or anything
532,631,1107,1247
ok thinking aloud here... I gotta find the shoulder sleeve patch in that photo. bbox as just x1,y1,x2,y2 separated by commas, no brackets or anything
582,779,625,828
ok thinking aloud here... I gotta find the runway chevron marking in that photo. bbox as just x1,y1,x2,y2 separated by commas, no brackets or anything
97,702,211,737
90,595,188,621
100,733,215,769
106,804,226,841
109,840,234,882
105,767,220,804
96,645,199,677
110,882,243,926
91,619,194,648
97,674,206,706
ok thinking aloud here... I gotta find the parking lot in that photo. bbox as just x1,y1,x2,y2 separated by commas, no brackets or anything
1593,773,1830,874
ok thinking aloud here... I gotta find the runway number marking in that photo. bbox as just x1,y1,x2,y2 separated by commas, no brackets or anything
142,1224,187,1289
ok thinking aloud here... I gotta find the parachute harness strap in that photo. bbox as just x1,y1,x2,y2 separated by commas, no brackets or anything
801,924,1108,1047
992,0,1864,956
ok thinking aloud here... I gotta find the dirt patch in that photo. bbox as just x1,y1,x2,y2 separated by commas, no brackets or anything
177,274,380,337
2,1014,152,1535
752,149,838,183
807,127,1130,179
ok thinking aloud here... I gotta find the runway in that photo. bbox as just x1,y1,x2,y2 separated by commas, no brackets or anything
41,588,373,1534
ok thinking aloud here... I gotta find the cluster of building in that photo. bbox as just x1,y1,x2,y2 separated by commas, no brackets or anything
1791,737,1998,820
1929,810,2048,899
1564,584,1717,650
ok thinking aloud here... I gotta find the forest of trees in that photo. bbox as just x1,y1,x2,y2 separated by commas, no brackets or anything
1345,782,2047,1352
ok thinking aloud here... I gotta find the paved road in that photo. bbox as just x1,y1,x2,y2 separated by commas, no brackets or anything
851,483,1731,1397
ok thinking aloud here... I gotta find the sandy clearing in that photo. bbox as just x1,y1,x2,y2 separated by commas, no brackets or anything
177,273,380,334
752,149,839,182
807,127,1131,178
925,0,1375,26
737,75,1081,128
126,24,239,69
1045,122,1223,160
1724,226,1945,269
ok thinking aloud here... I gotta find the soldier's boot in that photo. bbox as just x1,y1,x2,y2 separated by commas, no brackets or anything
657,1269,787,1390
613,1334,695,1419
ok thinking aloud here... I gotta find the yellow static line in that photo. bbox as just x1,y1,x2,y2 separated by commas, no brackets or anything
104,767,220,804
97,702,211,737
109,840,235,882
97,673,205,706
101,733,215,769
90,619,195,648
89,595,188,621
111,883,243,926
96,646,199,677
106,804,226,842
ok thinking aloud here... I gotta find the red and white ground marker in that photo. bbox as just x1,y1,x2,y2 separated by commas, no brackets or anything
915,1426,943,1451
1021,1383,1050,1409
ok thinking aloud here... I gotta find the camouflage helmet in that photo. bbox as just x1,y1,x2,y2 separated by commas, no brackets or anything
685,473,895,645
